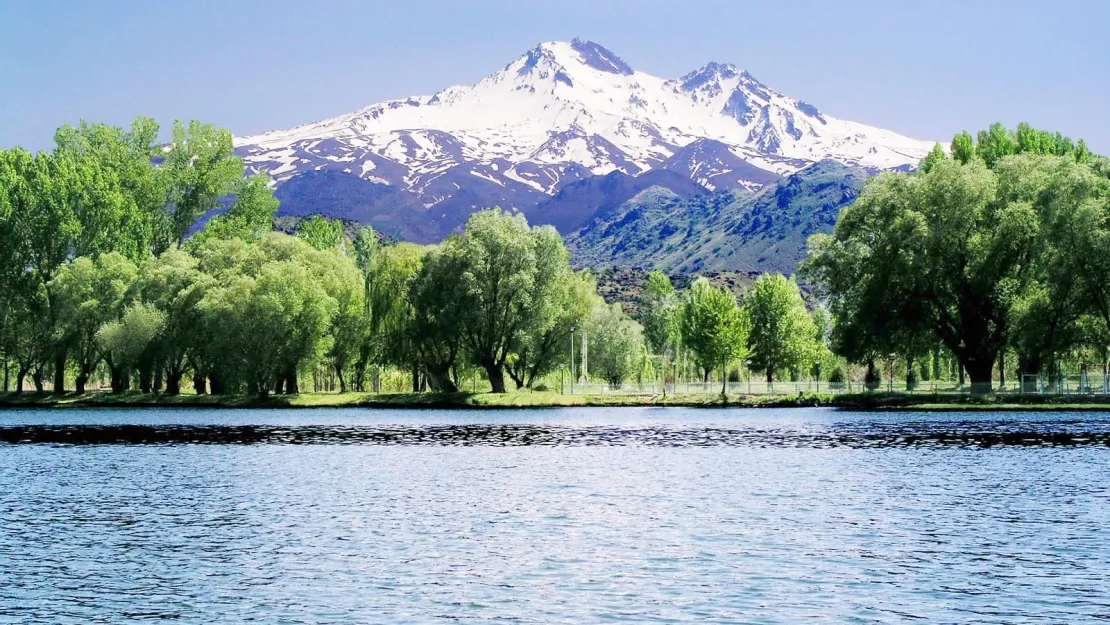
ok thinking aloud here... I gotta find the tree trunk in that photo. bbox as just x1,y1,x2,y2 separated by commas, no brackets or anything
426,365,459,393
33,366,44,393
285,369,299,394
193,374,207,395
110,367,125,394
257,382,269,401
53,344,66,395
865,359,880,391
153,365,163,393
963,355,994,395
335,363,347,394
209,374,225,395
765,366,774,385
139,366,152,394
507,363,526,389
16,367,27,395
998,351,1006,389
75,372,88,395
166,371,183,396
274,376,285,395
483,361,507,394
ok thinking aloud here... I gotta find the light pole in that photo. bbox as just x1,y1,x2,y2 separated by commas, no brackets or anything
569,326,575,395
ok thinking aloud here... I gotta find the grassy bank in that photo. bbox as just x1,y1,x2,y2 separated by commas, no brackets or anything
4,390,1110,411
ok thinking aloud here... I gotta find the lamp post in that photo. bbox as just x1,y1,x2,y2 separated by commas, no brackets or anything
569,326,575,396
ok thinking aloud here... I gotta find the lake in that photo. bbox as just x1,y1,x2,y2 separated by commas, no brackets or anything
1,407,1108,623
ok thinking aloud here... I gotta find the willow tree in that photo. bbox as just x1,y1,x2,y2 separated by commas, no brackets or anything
804,158,1038,393
587,302,644,389
432,208,572,393
49,253,139,394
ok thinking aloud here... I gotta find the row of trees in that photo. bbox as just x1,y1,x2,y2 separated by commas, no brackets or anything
0,117,271,394
803,123,1110,393
638,270,827,392
0,116,661,397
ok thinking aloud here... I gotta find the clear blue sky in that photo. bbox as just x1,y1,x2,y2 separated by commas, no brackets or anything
2,0,1107,152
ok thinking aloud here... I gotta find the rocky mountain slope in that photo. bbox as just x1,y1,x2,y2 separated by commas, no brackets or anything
235,39,932,242
565,160,867,275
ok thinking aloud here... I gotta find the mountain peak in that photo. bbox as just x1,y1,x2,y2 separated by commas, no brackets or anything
679,62,741,91
569,38,634,75
235,41,935,242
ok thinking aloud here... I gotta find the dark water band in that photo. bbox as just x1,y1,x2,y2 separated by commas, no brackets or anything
2,424,1110,448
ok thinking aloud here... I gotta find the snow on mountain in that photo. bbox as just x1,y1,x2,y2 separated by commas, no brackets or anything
235,39,934,239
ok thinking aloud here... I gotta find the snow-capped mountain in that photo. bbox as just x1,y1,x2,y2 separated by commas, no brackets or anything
235,39,934,240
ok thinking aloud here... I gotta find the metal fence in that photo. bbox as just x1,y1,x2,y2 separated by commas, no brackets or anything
558,375,1110,396
1020,374,1110,395
560,379,978,396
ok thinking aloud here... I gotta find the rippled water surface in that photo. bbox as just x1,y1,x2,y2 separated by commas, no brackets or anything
1,407,1108,623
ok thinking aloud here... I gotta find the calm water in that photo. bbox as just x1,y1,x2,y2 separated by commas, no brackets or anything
1,408,1108,623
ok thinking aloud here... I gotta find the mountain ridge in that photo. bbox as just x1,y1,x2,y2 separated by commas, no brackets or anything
234,39,931,242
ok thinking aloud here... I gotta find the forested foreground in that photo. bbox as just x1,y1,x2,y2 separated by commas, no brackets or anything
0,117,827,399
1,119,1109,399
804,124,1110,393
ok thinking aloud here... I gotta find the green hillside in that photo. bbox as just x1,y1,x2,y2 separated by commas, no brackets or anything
566,160,867,275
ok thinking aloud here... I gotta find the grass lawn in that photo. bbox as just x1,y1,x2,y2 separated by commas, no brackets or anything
4,389,1110,411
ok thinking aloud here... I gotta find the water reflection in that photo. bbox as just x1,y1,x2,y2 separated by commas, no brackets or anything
1,408,1108,623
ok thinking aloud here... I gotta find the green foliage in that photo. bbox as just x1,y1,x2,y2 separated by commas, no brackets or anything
162,120,243,250
976,123,1016,168
297,214,346,251
804,144,1109,391
49,253,139,391
587,302,645,387
681,276,749,384
640,270,681,356
951,131,975,165
744,273,816,384
97,302,165,392
919,142,947,174
196,236,336,398
423,208,574,393
193,174,278,245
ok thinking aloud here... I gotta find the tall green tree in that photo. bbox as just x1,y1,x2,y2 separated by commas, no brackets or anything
161,120,242,251
49,253,138,393
507,269,597,389
362,241,423,391
407,245,466,392
53,117,166,259
681,277,749,387
804,157,1040,392
192,174,278,244
587,302,645,388
640,270,682,358
97,302,165,393
919,143,947,173
297,214,346,251
744,273,816,384
136,249,209,395
433,208,572,393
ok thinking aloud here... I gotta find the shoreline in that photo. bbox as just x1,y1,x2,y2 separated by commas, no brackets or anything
4,391,1110,412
